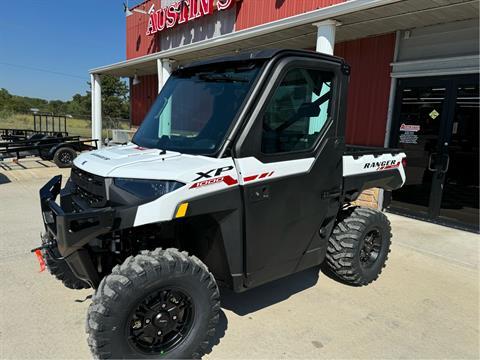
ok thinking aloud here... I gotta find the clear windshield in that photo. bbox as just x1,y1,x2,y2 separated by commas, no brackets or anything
132,63,261,155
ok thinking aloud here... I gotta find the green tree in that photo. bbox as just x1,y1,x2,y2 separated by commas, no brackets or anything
101,75,130,120
0,76,130,120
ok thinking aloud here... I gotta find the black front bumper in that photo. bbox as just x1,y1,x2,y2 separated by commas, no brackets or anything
40,175,118,288
40,175,115,257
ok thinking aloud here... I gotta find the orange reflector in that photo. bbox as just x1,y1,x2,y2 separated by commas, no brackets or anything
175,203,189,218
34,249,46,272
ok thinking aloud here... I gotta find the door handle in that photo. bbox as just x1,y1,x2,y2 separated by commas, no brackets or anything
249,185,270,202
428,153,450,174
428,153,437,172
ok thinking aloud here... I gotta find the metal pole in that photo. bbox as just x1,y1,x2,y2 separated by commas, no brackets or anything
313,20,339,55
93,74,103,148
91,74,96,141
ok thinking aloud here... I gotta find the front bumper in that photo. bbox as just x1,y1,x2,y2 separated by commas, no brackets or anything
40,175,115,257
40,175,136,288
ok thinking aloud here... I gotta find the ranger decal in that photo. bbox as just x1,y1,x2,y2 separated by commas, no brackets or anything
364,160,400,171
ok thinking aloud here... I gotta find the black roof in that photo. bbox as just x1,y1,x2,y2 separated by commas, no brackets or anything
179,49,345,70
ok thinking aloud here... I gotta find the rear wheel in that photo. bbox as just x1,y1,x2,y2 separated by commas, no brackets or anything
53,147,76,168
325,206,392,286
86,248,220,359
42,248,91,290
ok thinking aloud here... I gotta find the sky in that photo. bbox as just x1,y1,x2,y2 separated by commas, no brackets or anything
0,0,145,101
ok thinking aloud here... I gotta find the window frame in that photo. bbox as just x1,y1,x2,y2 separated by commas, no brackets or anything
260,67,334,155
234,56,341,163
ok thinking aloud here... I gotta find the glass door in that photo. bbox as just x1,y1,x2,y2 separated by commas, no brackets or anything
438,81,479,231
389,78,448,218
389,75,479,233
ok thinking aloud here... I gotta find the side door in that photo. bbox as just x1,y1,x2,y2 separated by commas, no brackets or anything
233,56,347,288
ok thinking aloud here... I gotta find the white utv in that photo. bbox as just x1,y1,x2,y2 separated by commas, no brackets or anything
35,50,406,359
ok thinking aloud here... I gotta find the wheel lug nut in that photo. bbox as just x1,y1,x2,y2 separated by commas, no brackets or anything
162,304,166,308
157,330,162,335
145,319,150,324
132,320,142,329
172,316,177,320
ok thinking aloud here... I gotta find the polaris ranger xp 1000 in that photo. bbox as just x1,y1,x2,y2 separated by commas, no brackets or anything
36,50,406,359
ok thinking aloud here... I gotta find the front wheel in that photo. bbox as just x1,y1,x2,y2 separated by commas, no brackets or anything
325,206,392,286
86,248,220,359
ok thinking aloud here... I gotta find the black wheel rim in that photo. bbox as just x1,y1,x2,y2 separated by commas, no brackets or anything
59,151,73,164
127,288,194,355
360,229,382,269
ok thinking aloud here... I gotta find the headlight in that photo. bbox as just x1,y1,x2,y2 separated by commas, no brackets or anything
113,178,184,200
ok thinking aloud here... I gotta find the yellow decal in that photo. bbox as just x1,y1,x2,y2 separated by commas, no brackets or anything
175,203,189,218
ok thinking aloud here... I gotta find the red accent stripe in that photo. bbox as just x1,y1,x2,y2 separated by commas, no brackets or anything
244,175,258,182
222,175,238,186
258,172,269,179
377,163,400,171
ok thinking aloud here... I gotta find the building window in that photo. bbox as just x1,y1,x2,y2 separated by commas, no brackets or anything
261,68,333,154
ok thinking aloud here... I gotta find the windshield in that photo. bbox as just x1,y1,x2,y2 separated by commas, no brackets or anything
132,63,261,155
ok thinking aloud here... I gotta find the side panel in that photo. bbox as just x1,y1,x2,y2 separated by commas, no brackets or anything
238,139,343,288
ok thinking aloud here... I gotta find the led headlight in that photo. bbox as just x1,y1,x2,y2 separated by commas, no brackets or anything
113,178,184,200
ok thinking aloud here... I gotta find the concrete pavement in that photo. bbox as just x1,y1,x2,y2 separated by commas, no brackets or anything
0,159,478,359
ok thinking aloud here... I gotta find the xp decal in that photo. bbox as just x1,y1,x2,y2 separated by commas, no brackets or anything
190,175,238,189
189,168,275,189
193,166,234,181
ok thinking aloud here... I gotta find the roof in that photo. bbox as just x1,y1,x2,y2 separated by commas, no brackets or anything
179,49,345,70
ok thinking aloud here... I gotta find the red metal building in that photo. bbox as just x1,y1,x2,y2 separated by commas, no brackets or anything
91,0,479,231
127,0,394,148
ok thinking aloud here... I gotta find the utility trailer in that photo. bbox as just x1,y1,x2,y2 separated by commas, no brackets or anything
0,113,68,142
1,113,98,167
33,50,406,359
0,136,98,168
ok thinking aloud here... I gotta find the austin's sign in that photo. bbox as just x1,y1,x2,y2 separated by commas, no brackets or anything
146,0,235,36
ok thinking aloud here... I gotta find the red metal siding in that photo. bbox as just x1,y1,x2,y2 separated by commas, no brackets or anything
334,33,396,146
235,0,345,30
131,75,158,126
126,0,161,59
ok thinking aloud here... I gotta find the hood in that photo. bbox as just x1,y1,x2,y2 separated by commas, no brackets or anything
72,144,229,183
73,144,181,177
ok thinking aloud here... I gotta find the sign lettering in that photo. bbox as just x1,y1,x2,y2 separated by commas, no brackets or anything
146,0,235,36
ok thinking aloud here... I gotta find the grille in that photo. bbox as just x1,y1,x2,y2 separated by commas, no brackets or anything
71,166,107,208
